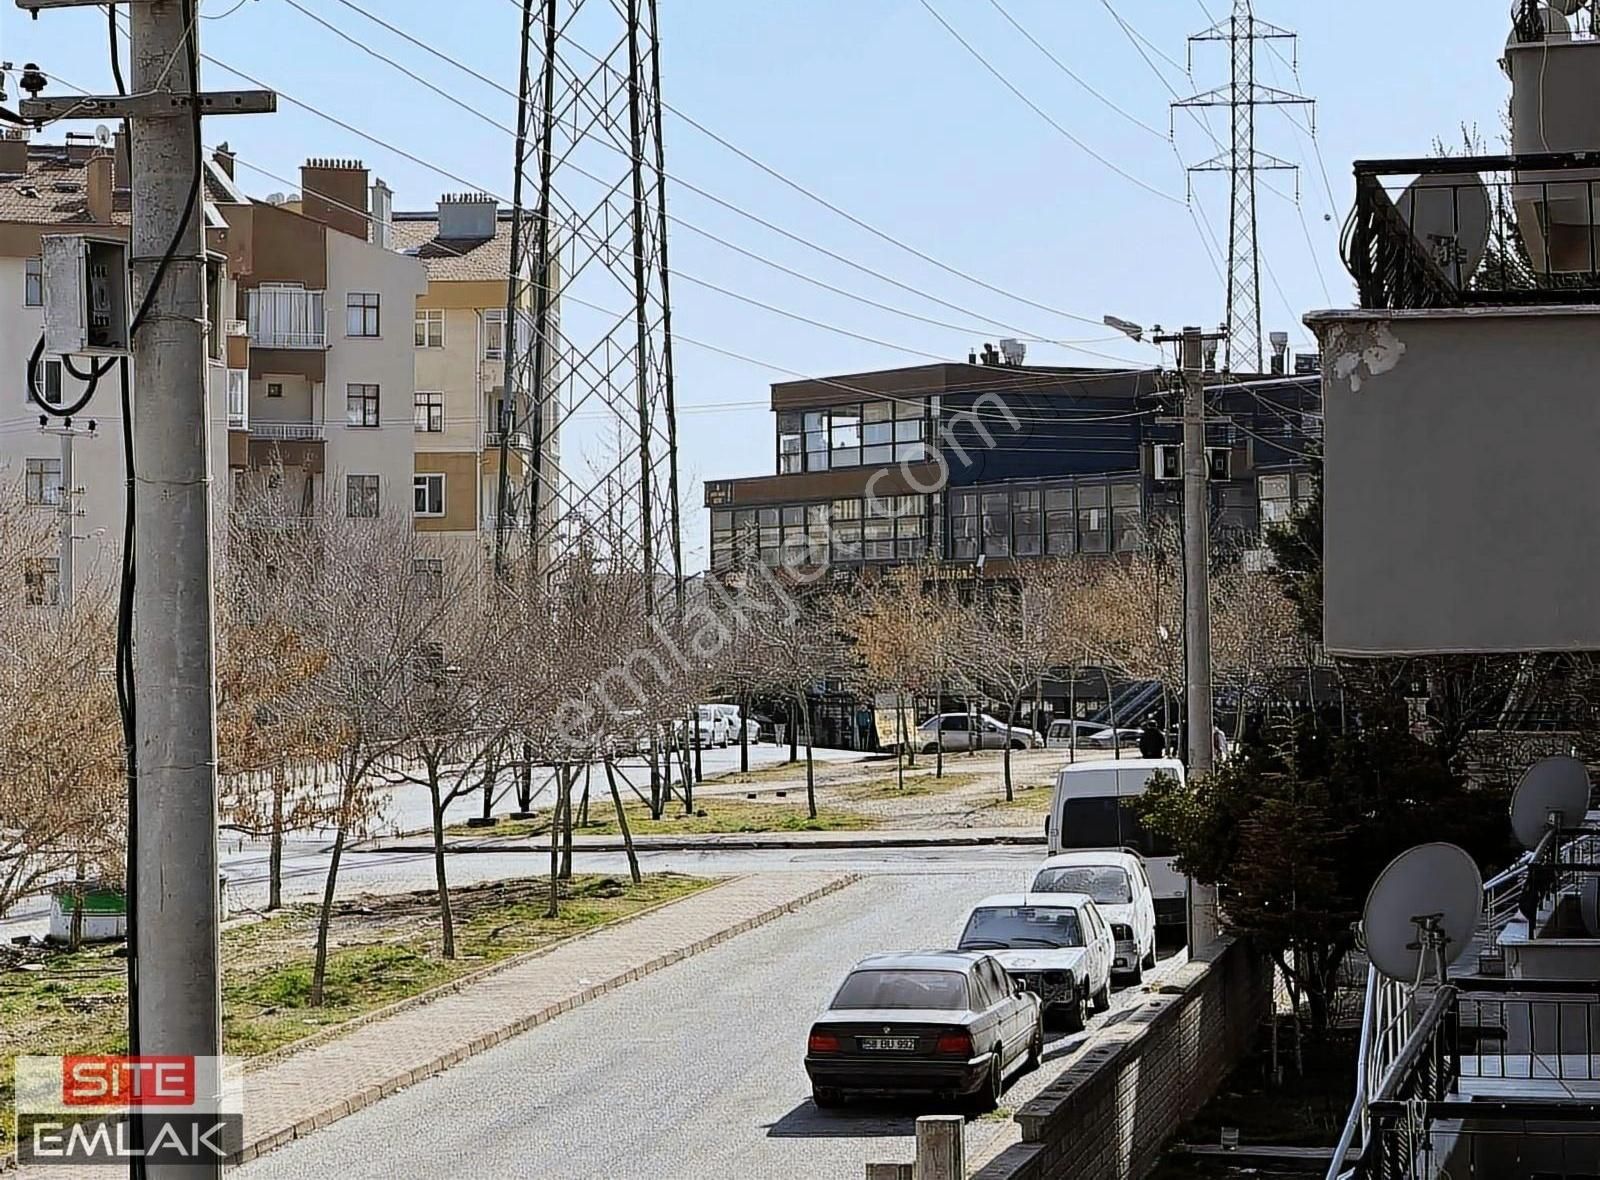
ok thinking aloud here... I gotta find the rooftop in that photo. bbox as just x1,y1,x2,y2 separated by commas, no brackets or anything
390,210,514,282
0,141,128,227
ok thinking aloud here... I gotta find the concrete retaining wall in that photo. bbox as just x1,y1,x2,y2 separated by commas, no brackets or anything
973,937,1272,1180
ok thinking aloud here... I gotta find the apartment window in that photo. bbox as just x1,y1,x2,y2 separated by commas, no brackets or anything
346,383,380,427
777,411,802,474
412,558,444,600
862,401,894,465
346,292,380,337
415,308,444,349
1010,489,1041,558
346,474,380,518
414,391,444,433
1078,484,1108,553
830,407,862,469
981,491,1010,558
1045,485,1075,555
413,473,445,517
267,381,283,399
950,491,978,560
1111,482,1142,552
1259,474,1292,525
803,411,829,472
483,309,506,360
40,359,62,407
831,497,862,563
24,557,60,606
24,257,42,307
24,458,62,506
710,510,735,572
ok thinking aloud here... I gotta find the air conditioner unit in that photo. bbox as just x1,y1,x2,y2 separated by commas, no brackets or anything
1153,444,1181,481
1206,447,1232,481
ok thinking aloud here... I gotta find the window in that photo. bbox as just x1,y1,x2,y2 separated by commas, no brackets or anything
412,558,443,600
40,359,62,407
23,556,60,606
951,491,978,560
1111,482,1142,552
803,411,829,472
346,292,380,337
829,407,861,469
413,473,445,517
777,410,802,474
346,474,380,518
831,497,862,562
1045,485,1074,555
862,401,894,466
982,491,1010,557
1013,488,1041,557
830,970,969,1012
959,905,1085,951
1078,484,1108,553
414,308,444,349
266,381,283,399
24,458,62,506
1259,474,1292,525
414,391,444,433
24,257,42,307
346,383,380,427
483,309,506,360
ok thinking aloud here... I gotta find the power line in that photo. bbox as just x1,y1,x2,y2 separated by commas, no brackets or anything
917,0,1184,206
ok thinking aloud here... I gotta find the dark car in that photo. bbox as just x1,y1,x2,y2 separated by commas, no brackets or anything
803,951,1043,1112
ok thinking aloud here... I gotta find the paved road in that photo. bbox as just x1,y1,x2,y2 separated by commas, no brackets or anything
235,870,1182,1180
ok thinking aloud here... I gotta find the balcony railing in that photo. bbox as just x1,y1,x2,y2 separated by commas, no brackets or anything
483,430,532,451
1347,152,1600,311
226,370,247,430
253,421,325,442
246,286,326,350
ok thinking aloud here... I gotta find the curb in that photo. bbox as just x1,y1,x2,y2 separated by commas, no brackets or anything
357,833,1047,855
229,872,860,1166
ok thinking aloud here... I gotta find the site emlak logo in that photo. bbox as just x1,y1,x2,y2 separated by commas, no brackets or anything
15,1055,244,1165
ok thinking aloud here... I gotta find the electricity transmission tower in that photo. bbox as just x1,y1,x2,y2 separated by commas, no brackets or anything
1174,0,1312,375
498,0,684,612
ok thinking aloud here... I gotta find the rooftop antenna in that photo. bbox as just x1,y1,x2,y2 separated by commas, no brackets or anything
1362,842,1483,987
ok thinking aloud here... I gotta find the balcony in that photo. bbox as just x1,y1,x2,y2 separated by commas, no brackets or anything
226,370,248,430
253,421,325,442
482,430,532,451
246,286,327,350
1347,152,1600,311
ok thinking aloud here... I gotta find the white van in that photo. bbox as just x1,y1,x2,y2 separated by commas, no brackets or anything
695,705,730,747
1046,758,1188,944
712,703,747,744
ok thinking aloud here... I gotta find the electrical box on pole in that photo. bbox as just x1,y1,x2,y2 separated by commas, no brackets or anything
41,233,130,356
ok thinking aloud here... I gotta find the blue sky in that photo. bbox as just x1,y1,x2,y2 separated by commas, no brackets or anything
5,1,1512,568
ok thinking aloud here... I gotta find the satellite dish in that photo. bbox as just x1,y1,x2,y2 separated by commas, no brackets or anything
1362,843,1483,984
1510,755,1591,849
1396,172,1491,289
94,124,111,147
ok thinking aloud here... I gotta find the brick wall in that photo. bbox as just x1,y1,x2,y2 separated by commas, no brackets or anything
972,938,1272,1180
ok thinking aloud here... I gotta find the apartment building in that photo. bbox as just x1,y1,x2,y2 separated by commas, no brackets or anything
0,131,234,604
391,195,559,558
212,156,425,529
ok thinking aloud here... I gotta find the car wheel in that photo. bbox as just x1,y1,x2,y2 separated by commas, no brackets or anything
1009,739,1026,750
967,1050,1003,1113
1121,959,1142,986
1024,1021,1044,1072
922,743,939,755
812,1087,844,1111
1060,980,1085,1033
1093,980,1111,1013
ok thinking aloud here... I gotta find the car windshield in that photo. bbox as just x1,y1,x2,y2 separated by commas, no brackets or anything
958,906,1084,950
1032,865,1133,905
830,969,969,1010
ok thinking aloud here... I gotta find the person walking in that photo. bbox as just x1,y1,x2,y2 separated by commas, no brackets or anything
1138,715,1166,760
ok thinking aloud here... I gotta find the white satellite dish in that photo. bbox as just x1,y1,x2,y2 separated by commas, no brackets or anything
1362,842,1483,984
1510,755,1591,849
1396,171,1491,289
94,124,111,147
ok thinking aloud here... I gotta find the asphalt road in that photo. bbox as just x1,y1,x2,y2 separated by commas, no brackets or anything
234,869,1183,1180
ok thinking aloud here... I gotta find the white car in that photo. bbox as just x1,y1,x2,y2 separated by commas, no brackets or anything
955,892,1114,1031
915,712,1042,753
694,705,731,747
1031,851,1158,983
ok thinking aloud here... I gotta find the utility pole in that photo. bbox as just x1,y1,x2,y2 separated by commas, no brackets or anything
1156,325,1226,955
18,4,271,1173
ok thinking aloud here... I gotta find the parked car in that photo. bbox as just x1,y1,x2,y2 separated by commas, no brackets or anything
694,705,731,748
709,703,746,744
1080,726,1143,751
1044,719,1117,750
914,712,1043,753
1031,851,1158,982
956,893,1114,1031
748,712,777,743
804,951,1043,1111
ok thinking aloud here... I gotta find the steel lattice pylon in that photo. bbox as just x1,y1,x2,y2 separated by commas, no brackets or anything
1174,0,1312,375
496,0,683,613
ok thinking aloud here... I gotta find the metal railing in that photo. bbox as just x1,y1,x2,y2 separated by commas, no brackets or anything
252,421,324,442
246,286,327,350
483,429,532,451
1347,152,1600,311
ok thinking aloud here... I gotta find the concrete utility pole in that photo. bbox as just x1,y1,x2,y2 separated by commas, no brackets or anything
38,422,86,609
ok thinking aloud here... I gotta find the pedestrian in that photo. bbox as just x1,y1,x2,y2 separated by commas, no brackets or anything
1213,724,1228,763
1138,715,1165,760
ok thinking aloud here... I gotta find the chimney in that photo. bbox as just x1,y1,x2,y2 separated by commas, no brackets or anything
212,141,235,179
370,178,393,249
113,129,130,190
0,130,26,177
299,157,369,239
436,192,498,240
87,153,113,224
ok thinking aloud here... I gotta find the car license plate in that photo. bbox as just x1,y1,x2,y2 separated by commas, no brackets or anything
860,1037,918,1051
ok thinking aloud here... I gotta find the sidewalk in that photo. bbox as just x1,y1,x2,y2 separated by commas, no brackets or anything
11,872,856,1176
358,827,1049,855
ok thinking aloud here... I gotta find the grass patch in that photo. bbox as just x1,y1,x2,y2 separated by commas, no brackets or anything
976,782,1055,812
836,771,981,802
451,796,873,839
0,872,711,1148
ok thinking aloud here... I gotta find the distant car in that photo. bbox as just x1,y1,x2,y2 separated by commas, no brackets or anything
1081,726,1143,751
1044,720,1117,750
1031,851,1158,982
748,712,776,743
804,951,1043,1112
694,705,731,748
915,712,1042,753
956,893,1114,1032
